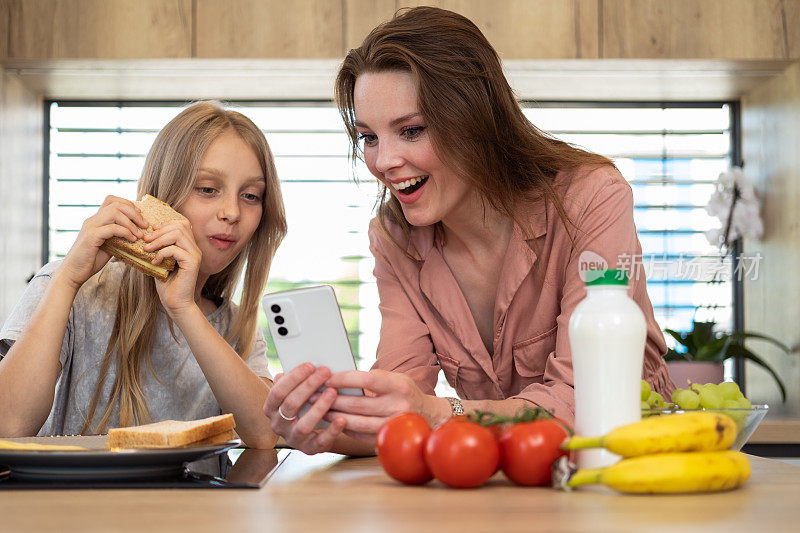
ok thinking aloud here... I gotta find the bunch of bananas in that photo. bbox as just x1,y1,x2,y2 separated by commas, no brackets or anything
556,412,751,493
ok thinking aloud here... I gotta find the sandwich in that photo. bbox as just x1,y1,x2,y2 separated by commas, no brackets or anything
100,194,187,282
106,413,237,449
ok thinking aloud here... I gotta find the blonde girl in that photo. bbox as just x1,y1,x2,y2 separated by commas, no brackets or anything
0,102,287,448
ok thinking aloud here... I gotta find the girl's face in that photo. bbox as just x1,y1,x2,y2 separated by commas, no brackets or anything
178,131,265,277
354,70,473,228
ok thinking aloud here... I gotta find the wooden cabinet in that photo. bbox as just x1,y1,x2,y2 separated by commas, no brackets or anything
603,0,800,60
1,0,798,61
344,0,395,51
195,0,343,58
398,0,600,59
5,0,192,59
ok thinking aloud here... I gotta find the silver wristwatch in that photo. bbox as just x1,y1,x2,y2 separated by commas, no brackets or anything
445,397,464,416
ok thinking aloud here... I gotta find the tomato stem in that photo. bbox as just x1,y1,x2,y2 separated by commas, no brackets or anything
469,406,555,426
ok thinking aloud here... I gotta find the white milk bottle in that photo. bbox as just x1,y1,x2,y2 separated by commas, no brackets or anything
568,269,646,470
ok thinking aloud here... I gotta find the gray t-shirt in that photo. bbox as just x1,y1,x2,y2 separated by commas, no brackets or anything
0,260,271,436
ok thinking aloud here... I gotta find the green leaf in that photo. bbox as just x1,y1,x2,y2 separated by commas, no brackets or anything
664,348,689,362
725,344,787,402
695,335,734,363
689,321,717,348
729,332,793,354
664,328,696,356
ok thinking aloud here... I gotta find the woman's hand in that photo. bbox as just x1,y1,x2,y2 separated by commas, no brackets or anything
320,369,439,443
262,364,347,455
144,218,202,317
58,195,148,290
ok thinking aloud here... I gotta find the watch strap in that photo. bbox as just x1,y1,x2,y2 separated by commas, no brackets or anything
445,397,464,416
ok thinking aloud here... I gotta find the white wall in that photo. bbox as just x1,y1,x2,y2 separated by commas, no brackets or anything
0,66,43,323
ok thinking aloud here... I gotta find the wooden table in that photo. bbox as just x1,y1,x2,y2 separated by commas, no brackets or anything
2,451,799,533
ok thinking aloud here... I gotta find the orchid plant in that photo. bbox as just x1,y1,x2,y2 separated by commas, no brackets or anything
664,167,793,402
704,167,763,250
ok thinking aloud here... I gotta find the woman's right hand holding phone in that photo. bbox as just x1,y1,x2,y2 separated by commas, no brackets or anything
58,195,149,290
263,364,347,455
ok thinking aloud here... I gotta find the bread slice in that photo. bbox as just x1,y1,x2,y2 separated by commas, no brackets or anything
106,414,236,449
100,194,187,282
190,429,238,447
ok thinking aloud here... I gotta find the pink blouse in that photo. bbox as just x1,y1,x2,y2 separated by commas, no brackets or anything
369,165,675,423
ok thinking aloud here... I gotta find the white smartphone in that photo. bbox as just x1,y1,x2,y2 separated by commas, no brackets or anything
262,285,363,421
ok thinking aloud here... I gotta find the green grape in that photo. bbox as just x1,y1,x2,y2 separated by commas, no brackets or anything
697,387,724,409
721,399,748,429
690,382,715,396
647,391,666,408
717,381,742,401
670,388,686,404
672,388,701,409
641,380,652,402
736,397,752,409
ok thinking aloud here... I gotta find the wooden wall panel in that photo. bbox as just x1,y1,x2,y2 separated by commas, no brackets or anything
6,0,191,59
786,0,800,59
0,0,9,59
742,61,800,414
602,0,796,59
398,0,600,59
0,67,43,322
195,0,343,58
344,0,396,52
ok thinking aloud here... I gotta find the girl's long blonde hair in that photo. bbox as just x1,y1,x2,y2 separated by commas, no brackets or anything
82,102,287,434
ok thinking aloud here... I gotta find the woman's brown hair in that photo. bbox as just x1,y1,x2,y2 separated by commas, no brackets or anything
82,102,287,433
335,6,612,256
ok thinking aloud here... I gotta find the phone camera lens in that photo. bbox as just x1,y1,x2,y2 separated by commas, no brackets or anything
277,326,288,336
270,304,281,313
275,315,285,325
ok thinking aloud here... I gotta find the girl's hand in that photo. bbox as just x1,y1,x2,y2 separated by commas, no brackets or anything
262,364,347,455
144,219,202,317
318,369,437,443
58,195,148,290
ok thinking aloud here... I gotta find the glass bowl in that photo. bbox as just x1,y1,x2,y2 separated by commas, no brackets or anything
641,405,769,451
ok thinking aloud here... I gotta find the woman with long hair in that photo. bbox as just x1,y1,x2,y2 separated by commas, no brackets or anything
264,6,674,456
0,102,287,447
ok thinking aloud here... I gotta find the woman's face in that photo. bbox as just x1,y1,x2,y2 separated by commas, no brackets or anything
354,70,473,228
178,130,265,277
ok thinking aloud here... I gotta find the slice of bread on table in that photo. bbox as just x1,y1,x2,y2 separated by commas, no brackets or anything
107,414,236,449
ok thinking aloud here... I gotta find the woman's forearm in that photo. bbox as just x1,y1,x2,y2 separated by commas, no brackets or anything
331,433,376,456
171,305,277,449
0,272,78,436
427,396,535,427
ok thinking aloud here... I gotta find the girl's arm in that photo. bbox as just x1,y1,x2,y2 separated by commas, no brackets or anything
0,196,148,436
169,304,277,449
0,272,77,436
144,218,276,449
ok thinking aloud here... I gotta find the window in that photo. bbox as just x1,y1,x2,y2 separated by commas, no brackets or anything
46,101,736,378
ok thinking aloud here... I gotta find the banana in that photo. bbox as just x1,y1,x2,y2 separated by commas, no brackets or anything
562,412,737,457
565,451,751,493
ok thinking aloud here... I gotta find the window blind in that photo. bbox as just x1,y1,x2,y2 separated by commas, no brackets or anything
47,101,735,375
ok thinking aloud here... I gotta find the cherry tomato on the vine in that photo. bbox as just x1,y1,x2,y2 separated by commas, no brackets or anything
498,419,571,486
376,413,433,485
424,418,500,488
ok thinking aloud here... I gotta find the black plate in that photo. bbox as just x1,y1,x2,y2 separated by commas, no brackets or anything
0,435,240,481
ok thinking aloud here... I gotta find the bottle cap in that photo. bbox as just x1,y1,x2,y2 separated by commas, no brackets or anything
584,269,629,286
